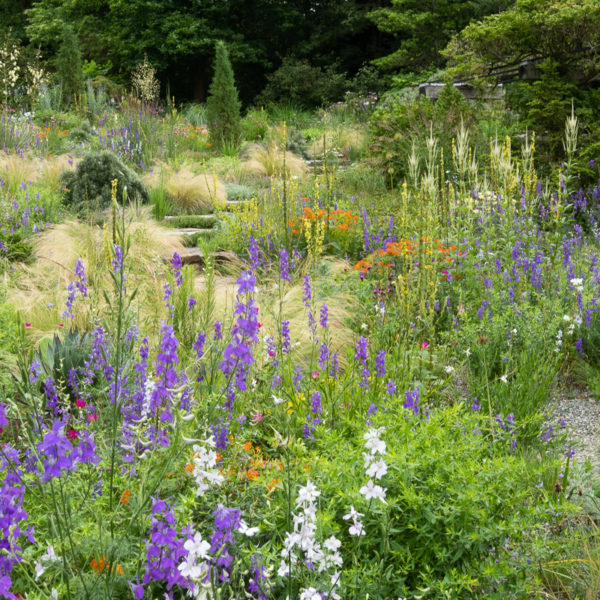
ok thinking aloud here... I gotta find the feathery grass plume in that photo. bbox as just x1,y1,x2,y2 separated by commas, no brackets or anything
0,154,33,195
39,154,79,190
258,259,356,364
0,154,78,195
204,156,245,183
307,126,368,162
242,141,306,179
191,259,355,362
144,161,226,213
6,208,183,340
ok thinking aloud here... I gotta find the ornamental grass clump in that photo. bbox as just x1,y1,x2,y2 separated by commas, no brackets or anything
144,161,226,212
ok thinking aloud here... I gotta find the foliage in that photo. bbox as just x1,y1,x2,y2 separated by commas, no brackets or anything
61,150,148,212
258,57,348,109
444,0,600,165
206,41,242,150
54,24,84,107
369,0,514,74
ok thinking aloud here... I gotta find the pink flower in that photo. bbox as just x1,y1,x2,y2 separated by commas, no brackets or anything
87,413,98,422
251,412,264,424
76,399,86,408
421,342,429,349
66,429,78,440
311,370,320,379
25,323,31,327
59,324,64,328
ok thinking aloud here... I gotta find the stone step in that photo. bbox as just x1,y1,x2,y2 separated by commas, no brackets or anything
165,228,214,236
180,249,238,266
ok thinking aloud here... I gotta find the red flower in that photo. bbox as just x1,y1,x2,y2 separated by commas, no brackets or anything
66,429,78,440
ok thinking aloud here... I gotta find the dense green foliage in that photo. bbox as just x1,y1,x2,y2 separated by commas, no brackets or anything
61,151,148,212
206,41,242,150
54,24,83,106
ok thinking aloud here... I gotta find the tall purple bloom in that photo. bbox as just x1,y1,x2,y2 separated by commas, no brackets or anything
279,247,291,282
319,303,328,329
171,251,183,287
375,350,386,378
281,320,291,355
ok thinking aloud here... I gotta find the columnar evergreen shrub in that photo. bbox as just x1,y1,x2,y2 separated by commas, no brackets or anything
206,41,242,150
61,150,148,212
54,25,83,106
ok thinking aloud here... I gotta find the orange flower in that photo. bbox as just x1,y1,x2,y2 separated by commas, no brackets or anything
91,556,108,572
120,489,131,505
117,565,124,575
246,468,259,480
185,463,194,473
267,477,280,491
243,441,252,452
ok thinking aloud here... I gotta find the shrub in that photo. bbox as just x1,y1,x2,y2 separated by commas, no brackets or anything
61,150,148,212
131,55,160,106
54,25,83,106
257,57,348,109
206,41,242,150
225,182,256,202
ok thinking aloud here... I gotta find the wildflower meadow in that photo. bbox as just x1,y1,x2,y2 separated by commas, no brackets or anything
2,4,600,599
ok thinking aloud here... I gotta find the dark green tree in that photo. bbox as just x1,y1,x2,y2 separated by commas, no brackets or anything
369,0,513,74
444,0,600,162
206,41,242,149
55,24,83,105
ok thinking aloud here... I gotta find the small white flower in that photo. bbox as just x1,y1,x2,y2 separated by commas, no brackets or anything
360,479,387,503
343,506,364,521
272,394,285,405
444,365,454,374
464,348,471,358
34,561,45,580
51,590,58,600
323,536,341,552
296,479,320,506
500,374,508,383
183,532,211,560
239,520,259,536
300,587,322,600
42,545,60,563
361,323,368,330
366,458,388,480
349,521,365,536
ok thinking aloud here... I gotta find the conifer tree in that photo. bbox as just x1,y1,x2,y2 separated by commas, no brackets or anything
206,41,242,150
55,25,83,107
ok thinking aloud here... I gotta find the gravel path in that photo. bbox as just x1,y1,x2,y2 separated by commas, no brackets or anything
550,387,600,467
